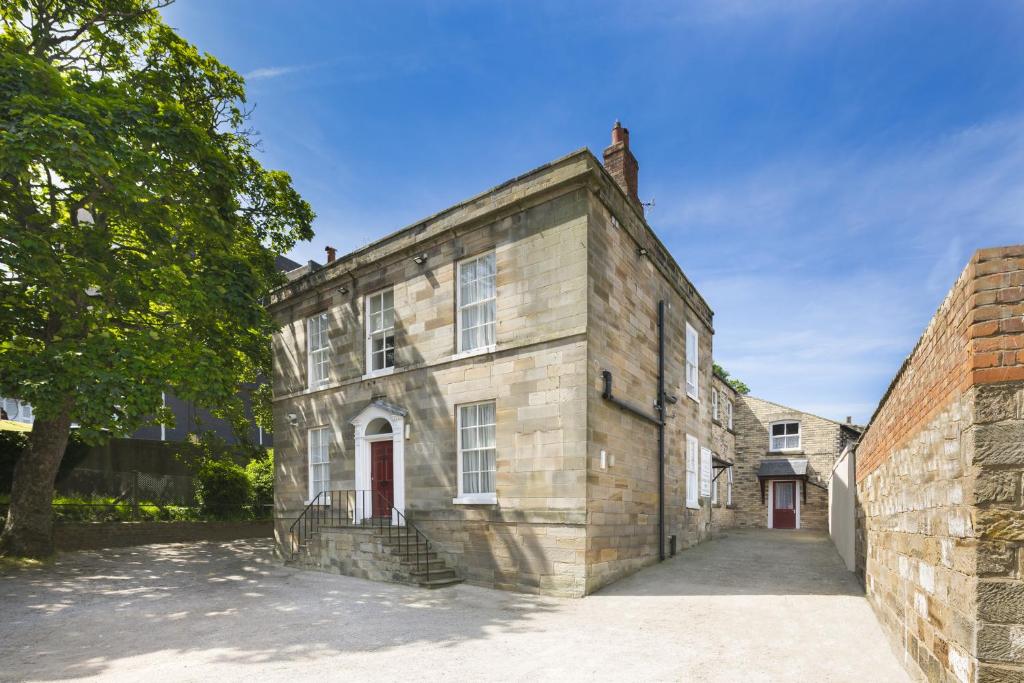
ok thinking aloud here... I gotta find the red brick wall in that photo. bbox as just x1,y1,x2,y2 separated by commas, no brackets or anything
857,246,1024,482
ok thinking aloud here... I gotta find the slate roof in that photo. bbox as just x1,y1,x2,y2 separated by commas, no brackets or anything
757,458,809,478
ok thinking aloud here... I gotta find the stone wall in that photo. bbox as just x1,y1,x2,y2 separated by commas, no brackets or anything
732,395,848,531
709,376,738,531
53,520,272,552
584,187,717,593
855,245,1024,682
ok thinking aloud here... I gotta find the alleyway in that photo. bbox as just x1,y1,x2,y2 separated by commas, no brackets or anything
0,530,906,681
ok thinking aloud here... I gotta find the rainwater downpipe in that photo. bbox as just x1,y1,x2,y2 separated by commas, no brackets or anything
600,299,668,562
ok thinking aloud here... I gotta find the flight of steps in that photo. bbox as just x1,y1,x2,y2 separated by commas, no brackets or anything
291,523,461,589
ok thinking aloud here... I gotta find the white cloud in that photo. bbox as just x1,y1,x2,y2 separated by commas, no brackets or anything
244,64,318,81
656,116,1024,422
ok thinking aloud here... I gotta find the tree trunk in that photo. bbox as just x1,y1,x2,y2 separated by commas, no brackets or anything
0,406,73,558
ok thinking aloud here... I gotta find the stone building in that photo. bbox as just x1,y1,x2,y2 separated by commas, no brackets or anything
708,375,739,532
853,245,1024,683
730,395,861,531
269,123,730,597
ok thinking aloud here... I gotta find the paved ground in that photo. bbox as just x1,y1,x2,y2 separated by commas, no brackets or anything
0,529,907,682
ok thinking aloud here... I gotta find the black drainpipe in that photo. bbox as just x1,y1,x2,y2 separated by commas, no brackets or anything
657,300,666,562
600,299,668,562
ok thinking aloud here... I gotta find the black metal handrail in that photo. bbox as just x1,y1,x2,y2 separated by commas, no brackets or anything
287,489,435,583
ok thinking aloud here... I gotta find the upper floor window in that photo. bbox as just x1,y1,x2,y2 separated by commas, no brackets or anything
366,289,395,374
307,312,330,389
457,252,496,353
726,400,734,430
456,401,497,503
711,389,719,421
685,323,699,400
770,420,801,451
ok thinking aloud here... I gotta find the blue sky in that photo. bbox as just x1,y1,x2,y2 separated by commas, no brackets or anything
165,0,1024,423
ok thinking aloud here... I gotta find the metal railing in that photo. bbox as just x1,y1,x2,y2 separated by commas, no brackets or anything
288,489,434,583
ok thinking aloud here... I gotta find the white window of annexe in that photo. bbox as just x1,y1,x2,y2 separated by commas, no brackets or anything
454,400,497,504
685,323,699,401
307,312,330,389
685,435,699,509
365,288,395,375
770,420,801,452
457,252,496,354
307,426,330,502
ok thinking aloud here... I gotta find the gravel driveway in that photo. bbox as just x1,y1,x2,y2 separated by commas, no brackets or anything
0,529,907,682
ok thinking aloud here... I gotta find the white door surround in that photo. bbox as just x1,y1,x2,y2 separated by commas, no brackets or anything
351,400,407,525
766,479,801,530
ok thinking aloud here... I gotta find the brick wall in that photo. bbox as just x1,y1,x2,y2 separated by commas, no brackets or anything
855,245,1024,683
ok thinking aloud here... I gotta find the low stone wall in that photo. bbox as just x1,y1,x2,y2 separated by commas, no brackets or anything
54,520,272,552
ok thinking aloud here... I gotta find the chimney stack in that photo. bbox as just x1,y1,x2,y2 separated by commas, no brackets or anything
325,245,337,263
603,120,641,212
846,416,853,425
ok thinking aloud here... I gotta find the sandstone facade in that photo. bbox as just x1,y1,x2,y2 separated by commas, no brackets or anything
855,246,1024,682
270,137,724,597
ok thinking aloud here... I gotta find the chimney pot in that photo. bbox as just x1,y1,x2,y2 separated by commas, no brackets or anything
325,246,337,263
846,416,853,424
603,120,641,212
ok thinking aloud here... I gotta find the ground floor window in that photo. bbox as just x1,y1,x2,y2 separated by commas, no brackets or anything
308,426,330,501
726,467,734,505
685,435,699,509
457,401,496,501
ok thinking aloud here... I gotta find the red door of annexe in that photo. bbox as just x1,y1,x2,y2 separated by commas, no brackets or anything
370,440,394,518
772,480,797,529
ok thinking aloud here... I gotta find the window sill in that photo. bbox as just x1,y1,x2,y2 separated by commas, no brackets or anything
686,501,700,510
452,494,497,505
451,345,497,362
768,449,804,456
362,367,396,381
686,391,699,403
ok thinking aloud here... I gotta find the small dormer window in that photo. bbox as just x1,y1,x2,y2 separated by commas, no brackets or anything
770,421,800,451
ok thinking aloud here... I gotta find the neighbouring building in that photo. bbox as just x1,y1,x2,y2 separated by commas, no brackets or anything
854,245,1024,683
730,394,862,531
708,375,739,533
270,123,735,596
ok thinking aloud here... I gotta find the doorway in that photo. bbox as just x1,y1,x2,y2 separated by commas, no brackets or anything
772,480,797,529
371,440,394,517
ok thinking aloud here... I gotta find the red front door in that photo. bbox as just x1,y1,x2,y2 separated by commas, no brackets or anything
772,481,797,529
371,440,394,518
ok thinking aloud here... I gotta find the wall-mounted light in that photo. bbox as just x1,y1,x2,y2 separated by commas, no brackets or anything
336,286,349,295
637,247,648,257
286,412,299,426
412,253,428,265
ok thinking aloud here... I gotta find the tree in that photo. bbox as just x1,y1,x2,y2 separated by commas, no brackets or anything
0,0,314,556
712,363,750,395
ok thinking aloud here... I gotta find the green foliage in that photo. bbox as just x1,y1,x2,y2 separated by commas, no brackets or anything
193,458,250,518
712,363,750,395
0,1,314,441
0,430,91,493
244,450,273,506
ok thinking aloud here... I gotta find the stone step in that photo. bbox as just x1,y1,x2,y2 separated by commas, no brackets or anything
418,576,463,589
410,567,457,581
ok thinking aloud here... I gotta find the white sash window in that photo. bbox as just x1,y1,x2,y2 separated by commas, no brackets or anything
456,401,497,503
685,323,699,400
307,312,330,389
307,426,330,501
457,253,496,353
686,435,699,509
366,289,395,373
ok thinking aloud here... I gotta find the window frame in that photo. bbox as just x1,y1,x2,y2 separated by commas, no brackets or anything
454,400,498,505
700,446,712,498
711,459,719,505
770,420,802,452
711,389,719,421
726,399,734,430
307,312,331,390
307,426,331,503
364,287,396,377
455,251,497,356
726,466,734,506
685,323,699,401
685,435,700,509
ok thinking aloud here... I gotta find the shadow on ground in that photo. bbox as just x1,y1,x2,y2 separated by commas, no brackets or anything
0,539,558,680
